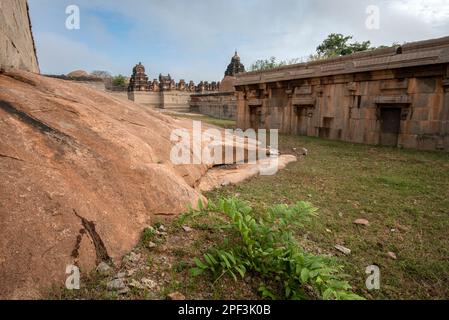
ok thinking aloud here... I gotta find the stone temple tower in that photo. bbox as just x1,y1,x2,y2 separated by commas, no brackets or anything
225,51,246,77
221,51,246,92
128,62,150,91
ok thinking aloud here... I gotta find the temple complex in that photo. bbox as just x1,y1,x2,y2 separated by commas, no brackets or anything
127,54,242,112
234,37,449,151
127,62,221,111
190,52,246,119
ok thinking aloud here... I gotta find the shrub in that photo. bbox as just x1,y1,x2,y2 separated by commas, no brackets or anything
190,198,363,300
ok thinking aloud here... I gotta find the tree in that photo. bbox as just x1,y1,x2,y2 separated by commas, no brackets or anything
250,57,286,72
249,34,377,71
91,70,112,78
112,74,127,88
316,33,371,58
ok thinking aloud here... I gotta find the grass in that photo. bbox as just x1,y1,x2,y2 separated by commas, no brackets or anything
207,134,449,299
51,114,449,300
163,112,237,129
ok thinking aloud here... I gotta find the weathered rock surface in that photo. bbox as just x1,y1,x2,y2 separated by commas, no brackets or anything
0,0,39,73
0,70,296,299
0,70,210,299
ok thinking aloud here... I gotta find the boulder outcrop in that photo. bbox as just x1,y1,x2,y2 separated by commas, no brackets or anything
0,70,212,298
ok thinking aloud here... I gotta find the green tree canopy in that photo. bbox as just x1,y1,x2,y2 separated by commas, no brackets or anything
316,33,372,58
249,57,304,72
112,74,127,88
249,34,381,72
250,57,285,72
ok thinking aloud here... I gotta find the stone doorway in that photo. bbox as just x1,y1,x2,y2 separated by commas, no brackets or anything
295,107,308,135
249,106,262,130
380,107,401,146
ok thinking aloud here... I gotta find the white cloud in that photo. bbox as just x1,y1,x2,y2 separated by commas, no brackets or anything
34,32,115,75
29,0,449,80
389,0,449,25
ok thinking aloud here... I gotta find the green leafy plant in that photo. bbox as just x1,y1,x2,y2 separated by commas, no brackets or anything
190,198,363,300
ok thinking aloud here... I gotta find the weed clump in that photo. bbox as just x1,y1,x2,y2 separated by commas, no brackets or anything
189,198,363,300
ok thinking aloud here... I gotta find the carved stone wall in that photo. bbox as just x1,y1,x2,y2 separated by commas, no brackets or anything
235,36,449,151
190,92,236,120
128,91,191,112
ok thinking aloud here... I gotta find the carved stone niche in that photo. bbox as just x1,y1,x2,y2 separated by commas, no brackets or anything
375,95,411,120
443,79,449,92
315,85,324,97
293,97,316,118
294,85,312,95
294,105,315,118
248,99,263,106
444,65,449,92
346,82,358,95
374,95,411,104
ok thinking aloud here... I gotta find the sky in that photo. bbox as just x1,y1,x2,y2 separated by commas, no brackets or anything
28,0,449,82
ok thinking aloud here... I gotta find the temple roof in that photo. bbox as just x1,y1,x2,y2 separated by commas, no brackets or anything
132,62,146,74
225,51,245,76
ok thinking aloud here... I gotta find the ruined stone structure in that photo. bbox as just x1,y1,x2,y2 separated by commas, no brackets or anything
0,0,39,73
127,62,220,111
190,92,237,119
235,37,449,151
128,62,150,91
190,52,245,119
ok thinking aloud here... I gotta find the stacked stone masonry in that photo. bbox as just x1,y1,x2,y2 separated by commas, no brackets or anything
190,92,236,120
234,36,449,151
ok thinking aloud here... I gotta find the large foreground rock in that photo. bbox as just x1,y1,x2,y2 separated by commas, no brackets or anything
0,70,296,299
0,70,211,299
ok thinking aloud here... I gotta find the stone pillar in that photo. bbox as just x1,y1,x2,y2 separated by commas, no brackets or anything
441,65,449,150
285,87,294,134
236,91,246,129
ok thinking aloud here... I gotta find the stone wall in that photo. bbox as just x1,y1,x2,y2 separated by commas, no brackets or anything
161,91,192,112
190,92,236,120
235,37,449,151
128,91,191,111
0,0,39,73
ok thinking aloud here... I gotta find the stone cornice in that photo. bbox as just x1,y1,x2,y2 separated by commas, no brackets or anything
236,36,449,87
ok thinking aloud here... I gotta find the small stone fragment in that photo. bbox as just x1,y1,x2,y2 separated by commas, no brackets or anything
335,245,351,255
127,268,137,277
147,241,157,249
141,278,157,290
167,292,186,300
354,219,370,226
387,252,397,260
126,252,141,264
129,279,144,289
96,262,111,275
182,225,193,232
302,148,308,156
107,278,126,291
118,287,130,295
